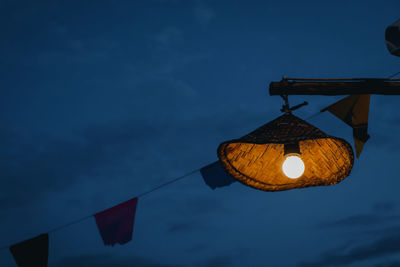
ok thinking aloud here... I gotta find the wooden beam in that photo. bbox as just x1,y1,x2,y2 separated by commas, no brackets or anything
269,78,400,95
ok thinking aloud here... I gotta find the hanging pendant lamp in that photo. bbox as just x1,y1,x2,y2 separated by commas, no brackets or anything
217,100,354,192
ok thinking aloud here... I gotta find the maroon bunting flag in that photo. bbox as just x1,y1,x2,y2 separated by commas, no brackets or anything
9,233,49,267
94,197,138,246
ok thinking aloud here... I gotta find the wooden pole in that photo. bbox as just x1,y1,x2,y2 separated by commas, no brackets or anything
269,78,400,96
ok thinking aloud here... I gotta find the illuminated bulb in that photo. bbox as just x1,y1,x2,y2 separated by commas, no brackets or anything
282,155,305,179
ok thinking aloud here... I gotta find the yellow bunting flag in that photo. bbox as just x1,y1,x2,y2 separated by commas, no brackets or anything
321,94,370,158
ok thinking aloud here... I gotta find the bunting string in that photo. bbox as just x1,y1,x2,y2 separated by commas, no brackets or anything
388,70,400,79
0,98,369,265
0,166,205,251
2,115,332,251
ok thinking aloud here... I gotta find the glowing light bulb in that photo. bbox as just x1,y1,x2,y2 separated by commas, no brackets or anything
282,155,305,179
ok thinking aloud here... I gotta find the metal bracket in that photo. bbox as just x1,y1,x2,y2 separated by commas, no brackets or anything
280,95,308,114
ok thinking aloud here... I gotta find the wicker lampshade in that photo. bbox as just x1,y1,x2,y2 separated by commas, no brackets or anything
217,114,354,191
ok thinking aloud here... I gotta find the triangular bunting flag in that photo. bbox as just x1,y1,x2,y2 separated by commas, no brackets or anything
386,18,400,57
9,233,49,267
94,197,138,246
321,94,371,158
200,161,236,189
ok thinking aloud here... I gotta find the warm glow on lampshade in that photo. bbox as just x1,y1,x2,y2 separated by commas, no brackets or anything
217,114,354,191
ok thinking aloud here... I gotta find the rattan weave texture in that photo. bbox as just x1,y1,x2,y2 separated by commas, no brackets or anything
217,114,354,191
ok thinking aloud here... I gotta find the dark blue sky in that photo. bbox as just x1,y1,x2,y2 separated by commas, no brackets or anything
1,1,400,266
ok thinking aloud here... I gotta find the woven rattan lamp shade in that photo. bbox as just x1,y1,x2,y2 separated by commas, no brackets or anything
217,114,354,191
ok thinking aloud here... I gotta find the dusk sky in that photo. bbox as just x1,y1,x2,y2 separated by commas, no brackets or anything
1,1,400,266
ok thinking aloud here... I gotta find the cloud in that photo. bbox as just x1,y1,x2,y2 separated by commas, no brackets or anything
52,253,181,267
373,201,396,213
0,102,270,214
153,27,183,50
362,226,400,237
317,214,400,228
298,233,400,266
195,256,232,267
0,119,161,211
53,253,232,267
167,222,194,233
374,260,400,267
317,201,399,228
194,2,215,26
307,203,400,266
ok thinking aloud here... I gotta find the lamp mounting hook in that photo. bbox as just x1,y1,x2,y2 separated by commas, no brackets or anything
280,95,308,114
